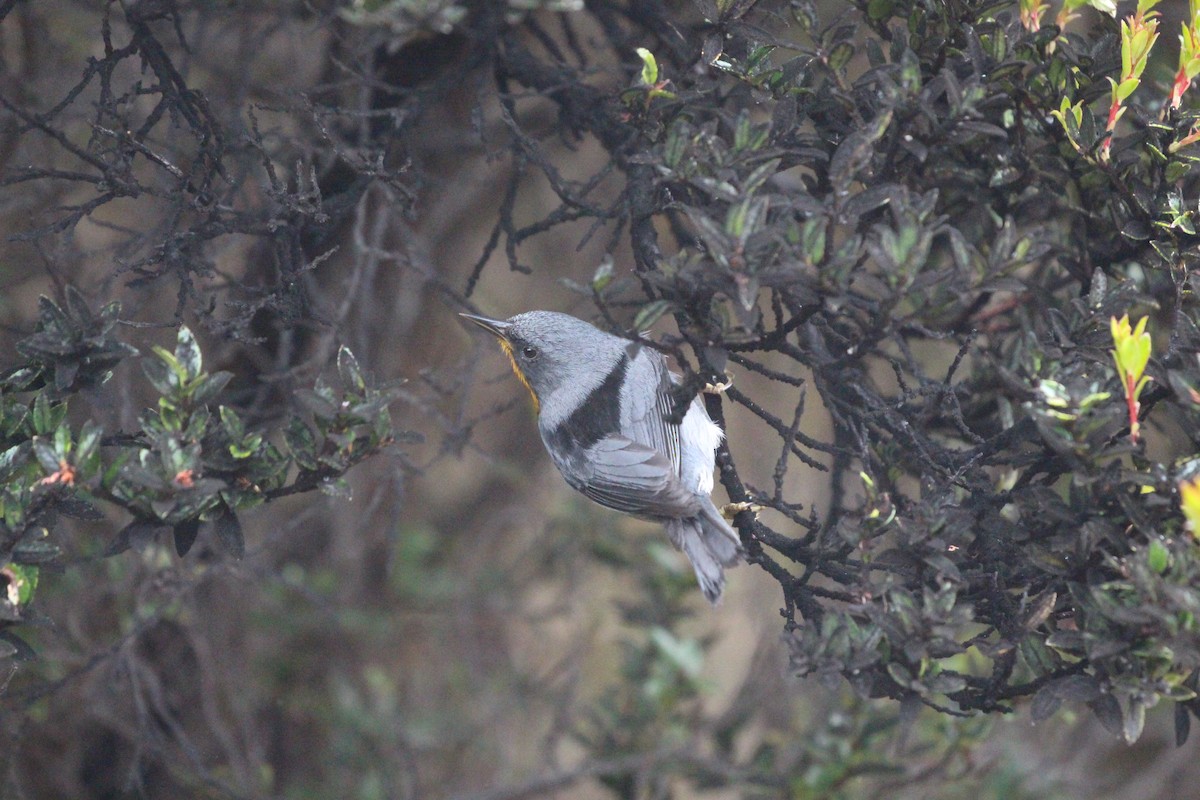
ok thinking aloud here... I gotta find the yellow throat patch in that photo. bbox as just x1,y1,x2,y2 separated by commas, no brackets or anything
498,338,539,412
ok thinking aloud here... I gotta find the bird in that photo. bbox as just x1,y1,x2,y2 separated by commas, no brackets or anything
461,310,742,603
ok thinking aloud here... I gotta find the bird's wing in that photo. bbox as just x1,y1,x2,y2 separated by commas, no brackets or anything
622,345,683,476
561,435,700,519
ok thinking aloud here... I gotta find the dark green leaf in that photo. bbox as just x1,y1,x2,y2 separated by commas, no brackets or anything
802,217,826,263
285,416,320,471
106,519,166,556
829,111,892,195
867,0,894,20
210,507,245,559
191,371,233,405
1030,683,1063,723
64,286,93,328
13,538,61,565
295,389,338,420
142,355,177,396
1123,697,1145,744
337,346,366,391
1052,674,1102,703
31,392,54,435
827,42,855,71
0,631,37,662
32,438,60,473
633,300,673,331
36,295,70,335
1089,693,1124,739
173,518,201,557
53,360,79,393
58,493,103,520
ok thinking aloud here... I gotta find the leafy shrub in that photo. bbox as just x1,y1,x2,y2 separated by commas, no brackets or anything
1,290,407,661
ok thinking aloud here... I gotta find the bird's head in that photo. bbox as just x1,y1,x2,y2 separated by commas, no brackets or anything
460,310,624,412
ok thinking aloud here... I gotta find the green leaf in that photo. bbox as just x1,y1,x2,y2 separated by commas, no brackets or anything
867,0,894,20
1116,77,1140,102
663,120,689,168
220,405,246,439
0,444,26,481
75,420,102,469
7,563,38,605
53,422,72,457
157,397,183,432
32,438,60,473
591,258,615,292
31,392,54,435
828,41,855,71
726,196,769,243
191,371,233,405
635,47,658,86
149,346,184,390
1147,539,1170,573
1020,634,1057,675
285,416,320,471
633,300,673,331
142,353,177,396
734,110,753,151
802,217,826,264
742,158,781,195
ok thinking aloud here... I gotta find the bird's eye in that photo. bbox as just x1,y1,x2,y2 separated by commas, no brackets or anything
522,345,539,360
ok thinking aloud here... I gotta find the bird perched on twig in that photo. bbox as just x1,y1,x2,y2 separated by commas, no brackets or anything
461,310,742,603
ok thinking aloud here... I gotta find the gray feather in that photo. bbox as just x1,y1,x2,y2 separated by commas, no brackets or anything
622,347,682,471
557,435,699,518
665,502,742,604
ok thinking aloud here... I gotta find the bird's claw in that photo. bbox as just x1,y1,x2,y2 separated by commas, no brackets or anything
721,501,762,521
703,372,734,394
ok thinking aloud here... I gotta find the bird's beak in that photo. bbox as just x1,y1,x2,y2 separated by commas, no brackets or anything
459,313,512,341
458,311,511,340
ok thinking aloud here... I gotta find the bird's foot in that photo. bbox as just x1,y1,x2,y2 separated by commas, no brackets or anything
721,501,762,521
703,372,734,394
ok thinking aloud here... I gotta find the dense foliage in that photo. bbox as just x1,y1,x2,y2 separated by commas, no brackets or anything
476,0,1200,743
1,290,404,658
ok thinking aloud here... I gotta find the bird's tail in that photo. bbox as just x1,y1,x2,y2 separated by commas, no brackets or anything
665,501,743,605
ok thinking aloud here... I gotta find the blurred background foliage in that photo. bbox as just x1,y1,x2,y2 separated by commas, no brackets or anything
1,0,1200,798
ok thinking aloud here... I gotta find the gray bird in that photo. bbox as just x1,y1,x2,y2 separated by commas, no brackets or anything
461,310,742,603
